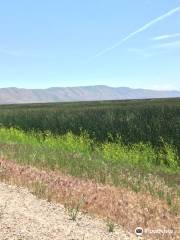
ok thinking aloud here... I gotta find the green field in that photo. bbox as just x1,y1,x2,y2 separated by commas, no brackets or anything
0,98,179,213
0,98,180,152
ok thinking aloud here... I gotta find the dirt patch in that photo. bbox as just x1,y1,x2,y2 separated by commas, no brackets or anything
0,157,179,239
0,182,131,240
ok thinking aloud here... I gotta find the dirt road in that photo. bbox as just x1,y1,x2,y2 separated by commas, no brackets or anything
0,182,131,240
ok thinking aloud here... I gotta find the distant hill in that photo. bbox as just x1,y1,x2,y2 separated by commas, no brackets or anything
0,85,180,104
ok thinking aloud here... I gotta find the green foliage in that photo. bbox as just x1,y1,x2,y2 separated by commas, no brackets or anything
65,197,84,221
0,127,179,202
159,141,178,169
0,127,179,172
106,219,115,233
0,98,179,154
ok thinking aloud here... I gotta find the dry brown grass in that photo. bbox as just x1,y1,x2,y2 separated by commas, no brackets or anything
0,157,179,239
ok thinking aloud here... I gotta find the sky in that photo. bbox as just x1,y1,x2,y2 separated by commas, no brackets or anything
0,0,180,90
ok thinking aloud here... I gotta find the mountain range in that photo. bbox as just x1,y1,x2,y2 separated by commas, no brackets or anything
0,85,180,104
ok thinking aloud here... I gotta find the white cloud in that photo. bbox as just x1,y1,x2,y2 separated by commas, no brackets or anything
127,40,180,58
94,6,180,57
152,33,180,41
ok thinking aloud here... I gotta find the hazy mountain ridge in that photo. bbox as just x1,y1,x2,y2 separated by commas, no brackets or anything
0,85,180,104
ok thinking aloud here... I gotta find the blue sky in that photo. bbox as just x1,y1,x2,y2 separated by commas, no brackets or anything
0,0,180,90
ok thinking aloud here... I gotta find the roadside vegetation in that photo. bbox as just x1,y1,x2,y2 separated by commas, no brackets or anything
0,98,179,239
0,127,179,213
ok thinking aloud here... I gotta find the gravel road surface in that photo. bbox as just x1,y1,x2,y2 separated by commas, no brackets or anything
0,182,132,240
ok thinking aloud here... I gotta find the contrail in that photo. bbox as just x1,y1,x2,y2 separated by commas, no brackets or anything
95,6,180,57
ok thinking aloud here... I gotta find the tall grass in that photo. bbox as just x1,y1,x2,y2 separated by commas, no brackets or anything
0,98,179,153
0,127,179,170
0,127,179,204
